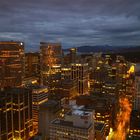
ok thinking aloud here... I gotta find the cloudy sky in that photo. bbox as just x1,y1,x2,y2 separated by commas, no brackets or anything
0,0,140,51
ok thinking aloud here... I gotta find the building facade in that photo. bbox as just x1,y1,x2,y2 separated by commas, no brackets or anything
50,108,95,140
0,88,33,140
0,91,13,140
71,63,89,95
31,86,48,133
40,42,62,93
0,41,24,88
25,52,40,78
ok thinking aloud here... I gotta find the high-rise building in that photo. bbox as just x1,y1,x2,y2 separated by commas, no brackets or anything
61,79,78,99
50,107,95,140
69,48,77,63
0,91,13,140
134,73,140,110
25,52,40,78
0,88,33,140
31,85,48,133
61,67,72,80
40,42,62,93
71,63,89,95
0,41,24,88
40,42,62,69
115,55,128,95
12,88,33,139
39,100,62,140
91,65,107,93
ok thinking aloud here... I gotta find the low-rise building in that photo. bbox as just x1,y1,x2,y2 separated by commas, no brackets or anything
50,108,95,140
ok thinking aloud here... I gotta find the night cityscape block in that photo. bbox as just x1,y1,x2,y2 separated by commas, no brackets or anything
40,42,62,93
1,0,140,139
0,88,33,140
71,63,89,95
25,52,40,78
69,48,77,63
0,41,24,88
38,100,62,140
30,85,49,134
50,107,95,140
0,91,13,140
0,40,139,140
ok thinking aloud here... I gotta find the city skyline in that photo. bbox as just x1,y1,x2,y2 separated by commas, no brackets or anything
0,41,139,139
0,0,140,51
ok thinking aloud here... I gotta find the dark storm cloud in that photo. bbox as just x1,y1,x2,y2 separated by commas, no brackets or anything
0,0,140,51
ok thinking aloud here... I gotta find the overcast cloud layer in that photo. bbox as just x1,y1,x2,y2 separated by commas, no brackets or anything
0,0,140,51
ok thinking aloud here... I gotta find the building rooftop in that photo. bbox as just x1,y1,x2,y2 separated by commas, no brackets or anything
51,118,92,130
0,87,30,94
67,109,91,117
39,100,60,111
0,41,24,50
76,94,114,113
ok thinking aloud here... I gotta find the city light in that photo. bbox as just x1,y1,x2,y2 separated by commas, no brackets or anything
108,98,132,140
128,65,135,74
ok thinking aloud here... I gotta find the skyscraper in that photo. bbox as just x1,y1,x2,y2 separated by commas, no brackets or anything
39,100,62,140
0,41,24,88
69,48,77,63
40,42,62,69
12,88,33,139
31,85,48,133
25,52,40,78
71,63,89,95
0,91,13,140
134,73,140,110
0,88,33,140
40,42,62,93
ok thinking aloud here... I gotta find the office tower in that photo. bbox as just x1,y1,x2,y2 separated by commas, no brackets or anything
69,48,77,63
71,63,89,95
31,85,48,133
25,52,40,78
91,65,107,93
12,88,33,140
102,63,117,95
0,91,13,140
40,42,62,93
39,100,62,140
50,107,95,140
134,73,140,110
103,81,117,95
115,55,128,95
22,77,39,87
0,88,33,140
0,41,24,88
61,79,78,98
61,67,78,98
47,65,62,93
61,67,72,80
125,64,135,103
40,42,62,70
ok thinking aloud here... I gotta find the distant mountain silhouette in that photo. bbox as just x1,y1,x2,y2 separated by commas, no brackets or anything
69,45,140,53
64,45,140,62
